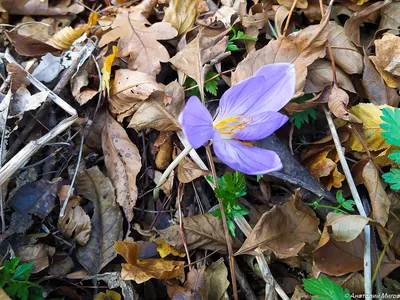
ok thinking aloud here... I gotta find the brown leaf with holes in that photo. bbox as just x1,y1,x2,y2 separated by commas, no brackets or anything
327,21,363,74
128,81,184,131
232,3,331,97
328,85,361,123
159,213,241,253
16,244,55,273
58,196,91,246
99,10,177,77
236,191,320,258
102,112,141,222
370,33,400,88
174,147,210,183
115,241,185,284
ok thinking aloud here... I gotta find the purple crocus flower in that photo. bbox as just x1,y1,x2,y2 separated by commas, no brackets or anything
178,63,296,175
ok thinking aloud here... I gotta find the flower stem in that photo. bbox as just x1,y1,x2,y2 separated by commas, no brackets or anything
205,145,238,300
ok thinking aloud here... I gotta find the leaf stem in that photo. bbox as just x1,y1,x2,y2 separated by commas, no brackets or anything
310,204,349,214
205,145,238,300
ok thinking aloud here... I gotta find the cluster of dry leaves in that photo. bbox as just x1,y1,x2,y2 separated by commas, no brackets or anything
0,0,400,299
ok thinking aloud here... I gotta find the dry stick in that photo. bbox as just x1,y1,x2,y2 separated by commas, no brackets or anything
323,105,372,299
234,259,257,300
282,0,298,36
176,183,192,270
205,145,238,300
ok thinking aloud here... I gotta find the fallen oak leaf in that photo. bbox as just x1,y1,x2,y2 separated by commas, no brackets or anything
99,10,177,77
115,241,185,284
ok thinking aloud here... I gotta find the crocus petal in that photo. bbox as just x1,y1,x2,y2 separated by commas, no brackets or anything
213,132,283,175
216,63,296,121
178,96,213,149
234,111,289,141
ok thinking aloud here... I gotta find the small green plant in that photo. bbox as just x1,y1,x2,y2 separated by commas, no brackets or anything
226,27,258,52
309,190,355,214
0,257,44,300
184,70,220,100
207,171,248,236
289,94,317,129
380,107,400,189
303,275,351,299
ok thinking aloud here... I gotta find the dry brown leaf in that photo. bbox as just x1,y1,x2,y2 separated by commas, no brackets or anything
242,4,268,30
6,62,30,93
205,258,230,300
163,0,207,35
2,0,84,15
17,16,54,42
274,5,290,36
362,161,391,227
102,112,141,222
114,241,185,284
326,212,373,242
291,285,311,300
110,69,163,118
304,0,327,22
174,147,210,183
75,167,123,275
128,81,184,131
155,136,173,170
328,85,361,123
16,244,55,273
347,103,392,152
0,288,11,300
388,221,400,256
99,10,177,77
370,33,400,88
169,27,228,99
305,59,356,94
362,52,389,105
277,0,308,9
344,0,389,47
58,196,91,246
5,31,60,57
379,2,400,30
48,24,87,50
236,191,320,258
167,266,208,300
232,3,332,97
48,257,74,277
328,21,363,74
327,272,365,294
159,213,241,253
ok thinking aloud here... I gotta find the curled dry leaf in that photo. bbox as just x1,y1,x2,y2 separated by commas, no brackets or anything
16,244,56,273
174,147,211,183
110,69,163,118
75,166,123,275
232,3,332,97
325,212,374,242
48,257,74,277
327,21,363,74
327,85,361,123
114,241,185,284
48,24,87,50
236,191,320,258
304,0,327,22
102,112,142,223
58,196,91,246
128,80,185,131
347,103,392,152
370,33,400,88
155,136,173,170
10,87,48,117
99,10,177,77
379,2,400,30
6,62,30,93
5,31,60,57
2,0,84,15
159,213,241,253
277,0,308,9
167,266,208,300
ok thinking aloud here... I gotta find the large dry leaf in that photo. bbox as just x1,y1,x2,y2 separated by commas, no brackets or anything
163,0,206,35
114,241,185,284
128,81,185,131
58,196,91,246
347,103,392,152
5,31,60,57
326,213,372,242
169,27,228,98
2,0,84,15
75,167,123,275
159,213,241,253
278,0,307,9
11,87,48,117
15,244,55,273
205,258,230,300
167,266,208,300
328,85,361,123
328,21,363,74
232,3,331,97
362,53,389,105
362,162,391,227
305,59,356,94
102,112,141,222
110,69,163,117
235,192,320,258
174,147,210,183
370,33,400,88
99,10,177,77
379,2,400,30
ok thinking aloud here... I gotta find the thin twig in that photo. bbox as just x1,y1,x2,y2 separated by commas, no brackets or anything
234,260,257,300
176,183,192,270
283,0,298,36
205,145,238,300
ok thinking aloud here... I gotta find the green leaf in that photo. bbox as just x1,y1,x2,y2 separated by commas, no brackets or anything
336,190,345,205
388,149,400,163
383,169,400,190
13,263,34,281
17,286,30,300
4,257,20,273
5,282,26,297
380,107,400,147
204,71,219,96
290,107,317,129
256,174,263,182
227,219,236,237
226,41,239,51
227,27,258,52
342,200,355,211
303,276,351,300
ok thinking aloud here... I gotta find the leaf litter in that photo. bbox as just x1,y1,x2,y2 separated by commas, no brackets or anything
0,0,399,299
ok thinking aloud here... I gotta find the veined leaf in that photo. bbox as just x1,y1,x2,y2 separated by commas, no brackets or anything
303,275,351,299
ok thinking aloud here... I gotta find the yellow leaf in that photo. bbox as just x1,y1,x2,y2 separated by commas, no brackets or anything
350,0,369,5
156,238,186,258
88,11,99,27
115,241,185,284
101,46,118,95
347,103,393,152
49,24,88,50
94,290,121,300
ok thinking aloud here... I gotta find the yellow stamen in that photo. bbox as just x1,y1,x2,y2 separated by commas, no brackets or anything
213,115,252,141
